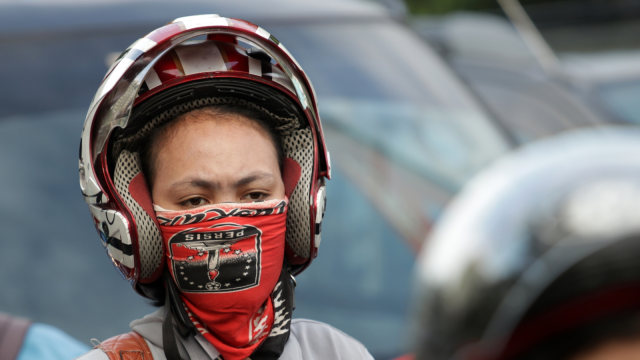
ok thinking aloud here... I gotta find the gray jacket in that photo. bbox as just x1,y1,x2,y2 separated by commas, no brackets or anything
76,306,373,359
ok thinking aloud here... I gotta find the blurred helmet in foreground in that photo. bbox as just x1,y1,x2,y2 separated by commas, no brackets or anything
412,126,640,360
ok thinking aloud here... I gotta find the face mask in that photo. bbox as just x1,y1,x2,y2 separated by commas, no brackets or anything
155,199,287,360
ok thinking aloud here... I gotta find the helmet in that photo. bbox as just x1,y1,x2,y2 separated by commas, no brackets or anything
412,126,640,360
79,15,330,298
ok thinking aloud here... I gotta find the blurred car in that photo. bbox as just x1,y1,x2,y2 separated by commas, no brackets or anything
411,8,640,143
0,0,515,358
516,0,640,126
558,48,640,125
411,11,611,144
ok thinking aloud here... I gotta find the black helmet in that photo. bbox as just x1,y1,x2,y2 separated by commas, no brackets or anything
412,126,640,360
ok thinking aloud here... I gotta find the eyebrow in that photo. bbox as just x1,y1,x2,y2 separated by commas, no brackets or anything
235,172,277,187
169,171,277,190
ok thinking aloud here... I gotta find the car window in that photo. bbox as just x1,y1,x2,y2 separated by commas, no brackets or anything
597,80,640,124
269,20,496,110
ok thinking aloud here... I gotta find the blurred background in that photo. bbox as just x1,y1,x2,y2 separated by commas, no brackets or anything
0,0,638,358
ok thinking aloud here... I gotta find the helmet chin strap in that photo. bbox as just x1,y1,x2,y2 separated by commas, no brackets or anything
163,272,195,360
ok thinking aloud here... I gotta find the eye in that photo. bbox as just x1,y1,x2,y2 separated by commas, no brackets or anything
242,191,268,202
179,197,209,208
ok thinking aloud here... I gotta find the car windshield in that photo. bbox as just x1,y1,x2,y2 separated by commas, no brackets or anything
270,19,509,237
322,99,507,186
0,12,509,359
270,20,498,107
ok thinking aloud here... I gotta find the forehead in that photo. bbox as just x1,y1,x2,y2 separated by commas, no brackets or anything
143,105,283,183
154,107,275,148
151,109,281,176
173,107,267,132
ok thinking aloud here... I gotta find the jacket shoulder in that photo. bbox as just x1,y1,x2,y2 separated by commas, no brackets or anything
286,319,374,359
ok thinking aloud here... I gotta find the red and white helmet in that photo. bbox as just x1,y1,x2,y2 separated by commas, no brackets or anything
79,14,330,298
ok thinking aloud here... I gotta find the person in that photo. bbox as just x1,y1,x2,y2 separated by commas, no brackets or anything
77,14,373,360
410,126,640,360
0,313,88,360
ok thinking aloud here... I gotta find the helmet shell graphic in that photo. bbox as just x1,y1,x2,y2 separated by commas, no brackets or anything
79,14,330,298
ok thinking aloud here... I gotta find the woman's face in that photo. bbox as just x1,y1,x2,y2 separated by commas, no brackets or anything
149,110,285,210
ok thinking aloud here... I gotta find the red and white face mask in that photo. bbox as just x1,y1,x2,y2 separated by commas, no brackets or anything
155,199,287,360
